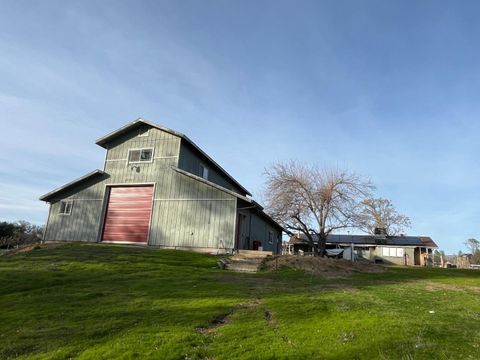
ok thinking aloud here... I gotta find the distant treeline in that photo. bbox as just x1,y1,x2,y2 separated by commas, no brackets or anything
0,221,45,249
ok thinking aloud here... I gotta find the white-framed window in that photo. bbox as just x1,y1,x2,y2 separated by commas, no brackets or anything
59,200,73,215
138,127,150,137
199,163,209,180
382,247,404,257
128,148,154,164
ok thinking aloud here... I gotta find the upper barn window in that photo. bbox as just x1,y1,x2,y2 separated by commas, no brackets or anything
59,200,73,215
128,148,154,163
199,163,209,180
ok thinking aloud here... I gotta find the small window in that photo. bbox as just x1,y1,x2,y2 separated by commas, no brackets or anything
268,231,274,244
128,148,153,163
59,200,73,215
199,163,209,180
138,128,149,137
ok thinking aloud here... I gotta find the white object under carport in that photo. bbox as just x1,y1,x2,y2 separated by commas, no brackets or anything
326,248,344,257
343,244,355,261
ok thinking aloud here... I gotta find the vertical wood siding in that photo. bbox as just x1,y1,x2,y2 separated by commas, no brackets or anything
249,213,281,252
234,208,281,253
178,142,246,195
44,175,108,242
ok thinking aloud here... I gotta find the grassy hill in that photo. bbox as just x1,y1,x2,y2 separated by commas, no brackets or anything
1,243,479,359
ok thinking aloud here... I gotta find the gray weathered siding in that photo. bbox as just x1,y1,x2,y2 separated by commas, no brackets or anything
249,213,281,252
104,126,180,183
149,170,237,250
44,175,108,242
178,141,246,195
235,209,281,253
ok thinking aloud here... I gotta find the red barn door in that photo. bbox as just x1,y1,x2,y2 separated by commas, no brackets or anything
102,186,154,244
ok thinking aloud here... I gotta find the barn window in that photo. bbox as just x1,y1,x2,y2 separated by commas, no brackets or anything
128,148,153,163
59,200,73,215
199,163,209,180
268,231,274,244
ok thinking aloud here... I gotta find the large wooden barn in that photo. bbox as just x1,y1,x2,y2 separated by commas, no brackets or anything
40,118,283,253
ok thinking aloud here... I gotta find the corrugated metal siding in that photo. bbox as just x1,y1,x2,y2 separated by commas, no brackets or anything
178,141,246,196
45,126,238,251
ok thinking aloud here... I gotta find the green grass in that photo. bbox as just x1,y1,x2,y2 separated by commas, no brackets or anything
1,244,480,359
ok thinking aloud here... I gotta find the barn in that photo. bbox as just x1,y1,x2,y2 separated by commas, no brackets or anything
40,118,283,253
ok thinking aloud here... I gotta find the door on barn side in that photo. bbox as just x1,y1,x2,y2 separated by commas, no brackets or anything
102,186,154,244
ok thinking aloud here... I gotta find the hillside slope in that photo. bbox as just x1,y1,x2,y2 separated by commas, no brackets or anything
1,243,479,359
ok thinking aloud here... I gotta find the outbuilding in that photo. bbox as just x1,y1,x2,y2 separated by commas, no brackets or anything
40,118,283,253
287,233,438,266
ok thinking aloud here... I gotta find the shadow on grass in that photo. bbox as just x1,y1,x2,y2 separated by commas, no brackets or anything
2,243,480,359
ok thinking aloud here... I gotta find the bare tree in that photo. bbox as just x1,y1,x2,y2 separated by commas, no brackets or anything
465,238,480,253
464,238,480,264
353,198,411,236
264,161,374,256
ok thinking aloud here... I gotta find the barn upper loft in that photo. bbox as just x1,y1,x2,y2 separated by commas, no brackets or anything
95,118,252,196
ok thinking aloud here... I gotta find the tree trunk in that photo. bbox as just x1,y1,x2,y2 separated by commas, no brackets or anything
317,230,327,257
306,234,315,255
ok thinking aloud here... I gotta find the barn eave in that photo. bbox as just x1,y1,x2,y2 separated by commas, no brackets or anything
39,169,107,203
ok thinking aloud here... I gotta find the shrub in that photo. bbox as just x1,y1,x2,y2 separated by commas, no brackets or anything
0,221,44,249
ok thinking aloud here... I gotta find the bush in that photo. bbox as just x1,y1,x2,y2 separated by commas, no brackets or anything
0,221,44,249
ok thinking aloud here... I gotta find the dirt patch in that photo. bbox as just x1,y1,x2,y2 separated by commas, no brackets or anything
196,312,230,334
196,312,232,335
196,298,262,335
424,282,480,293
264,310,273,323
263,255,386,278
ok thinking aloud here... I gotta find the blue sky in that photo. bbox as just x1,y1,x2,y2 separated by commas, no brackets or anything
1,0,479,253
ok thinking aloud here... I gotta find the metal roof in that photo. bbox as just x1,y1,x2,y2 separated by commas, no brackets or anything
289,233,438,248
95,118,252,196
39,169,106,202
